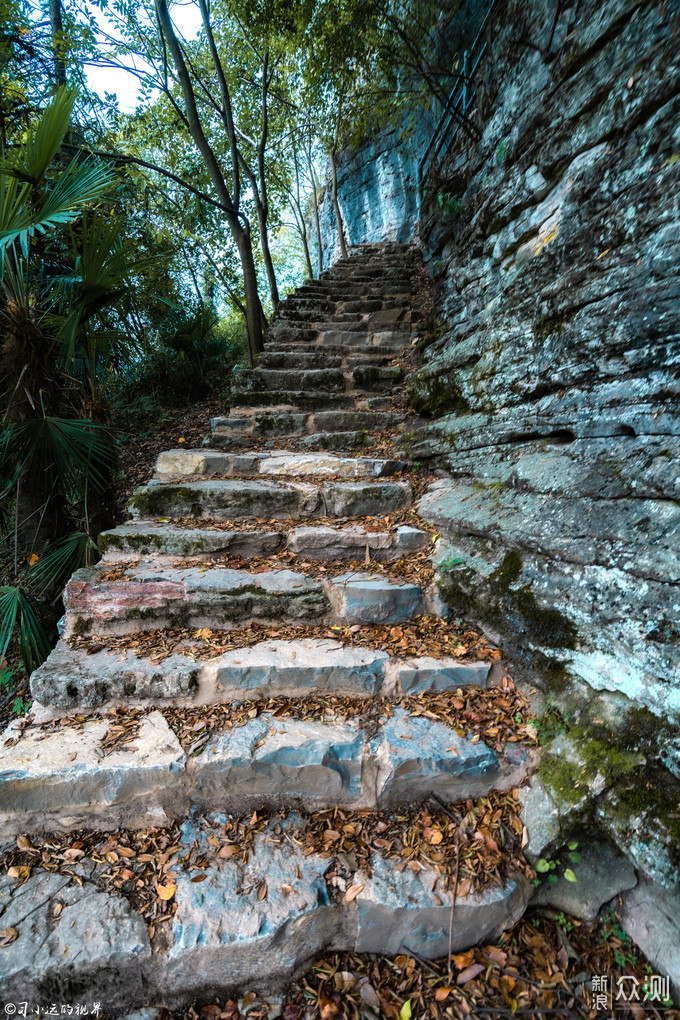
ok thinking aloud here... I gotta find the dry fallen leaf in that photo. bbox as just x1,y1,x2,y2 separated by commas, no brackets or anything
344,882,365,902
0,926,18,946
157,882,176,901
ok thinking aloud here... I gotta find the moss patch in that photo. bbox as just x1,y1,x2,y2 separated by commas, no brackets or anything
438,546,578,651
407,370,470,418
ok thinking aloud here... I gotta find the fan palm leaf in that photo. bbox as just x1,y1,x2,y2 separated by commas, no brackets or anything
26,531,99,599
0,585,51,672
0,416,116,501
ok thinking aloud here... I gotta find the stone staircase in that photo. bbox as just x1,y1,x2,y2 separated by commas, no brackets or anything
0,244,534,1015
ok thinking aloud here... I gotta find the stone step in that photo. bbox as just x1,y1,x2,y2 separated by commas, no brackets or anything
0,706,530,835
352,364,403,390
209,409,404,440
100,522,429,564
64,565,330,637
257,350,397,370
99,523,285,560
257,350,343,369
153,449,407,480
312,409,406,431
0,813,529,1009
232,366,347,392
317,329,413,347
126,477,412,519
327,571,426,624
229,389,356,410
31,637,491,710
64,560,436,637
300,283,411,299
264,341,404,358
296,430,372,451
266,325,319,343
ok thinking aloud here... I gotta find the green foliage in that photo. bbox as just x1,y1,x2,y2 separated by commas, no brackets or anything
600,907,639,969
437,191,466,218
0,88,130,673
535,703,571,744
108,307,248,428
532,841,580,889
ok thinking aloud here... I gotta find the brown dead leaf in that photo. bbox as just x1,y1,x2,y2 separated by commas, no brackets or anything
157,882,176,901
0,926,18,946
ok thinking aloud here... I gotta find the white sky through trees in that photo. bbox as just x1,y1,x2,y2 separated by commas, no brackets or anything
83,0,202,112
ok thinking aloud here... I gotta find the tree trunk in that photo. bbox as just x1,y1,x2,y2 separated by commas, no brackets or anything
330,149,348,260
309,161,324,276
155,0,263,364
49,0,67,88
236,230,265,364
254,197,279,310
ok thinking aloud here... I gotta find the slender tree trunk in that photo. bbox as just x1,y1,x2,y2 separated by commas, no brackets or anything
236,230,266,362
155,0,263,363
300,222,313,279
254,196,279,309
49,0,67,88
330,149,348,260
306,149,323,275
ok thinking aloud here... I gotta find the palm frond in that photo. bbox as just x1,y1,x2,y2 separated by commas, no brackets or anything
0,157,116,257
0,585,51,672
26,531,99,599
1,416,116,501
0,87,77,184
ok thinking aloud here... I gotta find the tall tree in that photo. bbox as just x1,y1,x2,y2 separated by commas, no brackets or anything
154,0,265,363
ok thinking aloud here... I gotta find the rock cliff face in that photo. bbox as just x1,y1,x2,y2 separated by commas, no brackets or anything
319,0,680,976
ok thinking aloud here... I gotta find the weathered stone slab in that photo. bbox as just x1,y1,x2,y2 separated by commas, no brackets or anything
287,524,428,561
257,452,406,478
353,853,530,956
193,715,367,811
162,823,337,998
64,565,329,637
373,708,499,804
397,656,491,693
0,871,151,1009
126,478,320,520
99,523,284,560
230,388,354,410
297,430,371,451
154,450,405,480
30,640,201,709
618,876,680,1000
329,572,424,623
0,711,186,836
320,481,412,516
215,639,388,696
532,837,637,920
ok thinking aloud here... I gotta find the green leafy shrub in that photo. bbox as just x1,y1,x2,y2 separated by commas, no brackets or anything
108,307,248,428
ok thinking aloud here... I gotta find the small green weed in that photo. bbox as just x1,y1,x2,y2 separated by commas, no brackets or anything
532,841,581,888
600,907,639,969
437,191,466,217
536,703,570,743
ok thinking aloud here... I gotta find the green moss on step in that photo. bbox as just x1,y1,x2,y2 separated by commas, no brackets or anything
71,616,91,637
126,486,199,518
535,310,575,341
490,549,523,591
407,371,470,418
539,753,585,806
